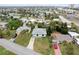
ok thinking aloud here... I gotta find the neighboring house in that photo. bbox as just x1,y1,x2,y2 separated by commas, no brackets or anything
32,28,47,37
68,31,79,38
16,26,31,35
9,13,21,19
44,20,51,25
74,36,79,45
36,18,44,23
53,18,60,21
68,31,79,45
0,22,7,29
19,18,29,23
54,35,73,43
29,18,36,24
52,32,73,43
13,16,20,19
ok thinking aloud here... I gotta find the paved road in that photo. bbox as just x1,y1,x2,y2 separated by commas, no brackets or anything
53,43,61,55
27,37,35,50
59,15,79,27
0,38,39,55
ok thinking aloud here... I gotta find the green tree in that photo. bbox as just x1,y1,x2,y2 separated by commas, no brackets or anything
60,23,68,34
8,19,23,30
0,29,3,38
47,26,52,36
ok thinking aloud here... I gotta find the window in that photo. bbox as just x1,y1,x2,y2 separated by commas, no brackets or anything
37,34,38,36
42,34,44,36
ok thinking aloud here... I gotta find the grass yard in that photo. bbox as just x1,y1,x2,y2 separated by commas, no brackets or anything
34,37,54,55
0,46,15,55
3,30,16,40
15,30,31,46
72,43,79,55
60,42,79,55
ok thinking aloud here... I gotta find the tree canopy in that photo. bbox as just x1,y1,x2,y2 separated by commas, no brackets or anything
8,19,23,30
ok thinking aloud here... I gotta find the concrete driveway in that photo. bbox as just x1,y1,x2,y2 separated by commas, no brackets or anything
0,38,39,55
27,37,35,50
53,43,61,55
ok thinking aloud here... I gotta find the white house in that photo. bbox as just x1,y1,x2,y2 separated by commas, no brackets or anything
68,31,79,38
74,37,79,45
13,16,20,19
68,31,79,45
53,18,60,21
29,18,36,24
44,20,51,25
0,22,7,29
36,18,44,23
16,26,31,35
32,28,47,37
19,18,29,23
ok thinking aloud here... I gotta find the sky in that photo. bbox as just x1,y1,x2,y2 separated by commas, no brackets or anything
0,0,79,7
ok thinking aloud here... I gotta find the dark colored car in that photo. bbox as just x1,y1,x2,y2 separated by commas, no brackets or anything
53,43,58,49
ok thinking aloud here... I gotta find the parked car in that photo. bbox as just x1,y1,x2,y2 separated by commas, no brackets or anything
53,43,58,49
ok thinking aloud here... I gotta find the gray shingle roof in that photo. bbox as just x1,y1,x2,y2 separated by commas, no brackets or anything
32,28,47,35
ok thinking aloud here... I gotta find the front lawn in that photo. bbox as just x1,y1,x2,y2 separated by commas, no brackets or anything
3,29,16,40
0,46,15,55
0,29,16,40
60,41,79,55
15,30,31,46
34,37,54,55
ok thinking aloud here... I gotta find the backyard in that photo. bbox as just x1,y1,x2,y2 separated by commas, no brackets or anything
34,36,54,55
0,46,15,55
15,30,31,46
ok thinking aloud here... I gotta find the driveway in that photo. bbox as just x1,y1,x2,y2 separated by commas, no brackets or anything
53,43,61,55
0,38,39,55
27,37,35,50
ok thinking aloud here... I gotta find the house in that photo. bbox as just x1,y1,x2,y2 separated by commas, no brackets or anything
16,26,31,35
19,18,29,23
53,18,60,21
68,31,79,45
0,22,7,29
36,18,44,23
44,20,51,25
29,18,36,24
74,37,79,45
32,28,47,37
52,32,73,43
68,31,79,38
13,16,20,19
